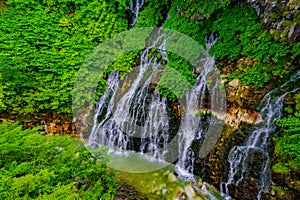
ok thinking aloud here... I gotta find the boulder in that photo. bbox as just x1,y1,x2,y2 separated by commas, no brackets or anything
225,106,263,130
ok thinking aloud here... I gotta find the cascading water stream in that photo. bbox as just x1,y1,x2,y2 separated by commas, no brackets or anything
129,0,144,27
140,89,169,160
87,31,222,172
87,26,170,157
221,71,300,200
87,71,120,149
84,0,225,194
174,34,218,181
246,0,261,15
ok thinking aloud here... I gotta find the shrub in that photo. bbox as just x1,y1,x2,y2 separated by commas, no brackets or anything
0,121,117,199
274,112,300,173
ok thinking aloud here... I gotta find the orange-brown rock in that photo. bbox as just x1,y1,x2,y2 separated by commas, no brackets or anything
226,78,266,109
62,122,70,134
225,106,263,130
43,120,78,136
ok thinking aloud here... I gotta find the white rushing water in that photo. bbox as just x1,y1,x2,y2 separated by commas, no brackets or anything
221,71,300,200
174,34,218,182
87,26,170,158
87,32,222,180
86,4,223,200
129,0,145,27
87,71,120,149
140,89,169,160
246,0,262,15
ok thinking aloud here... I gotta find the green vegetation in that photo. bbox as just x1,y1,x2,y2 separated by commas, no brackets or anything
173,0,230,18
1,0,299,198
274,112,300,172
134,0,169,28
0,121,117,199
272,108,300,195
271,185,288,197
0,0,128,115
160,3,299,91
207,5,298,88
0,73,5,109
273,91,300,174
1,0,299,113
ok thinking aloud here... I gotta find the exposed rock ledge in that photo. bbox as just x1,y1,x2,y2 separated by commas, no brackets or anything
224,106,264,130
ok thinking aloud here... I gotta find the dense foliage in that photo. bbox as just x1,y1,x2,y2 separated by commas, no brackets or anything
134,0,169,28
0,121,117,199
204,5,299,88
0,0,299,198
159,3,300,94
274,92,300,174
210,7,288,87
274,112,300,173
174,0,230,18
1,0,299,114
270,91,300,196
0,0,129,115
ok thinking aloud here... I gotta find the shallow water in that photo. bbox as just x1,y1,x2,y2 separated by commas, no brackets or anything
109,151,223,200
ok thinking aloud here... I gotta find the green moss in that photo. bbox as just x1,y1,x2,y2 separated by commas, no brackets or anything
0,0,128,115
274,112,300,176
283,20,293,27
295,93,300,111
284,107,294,114
294,10,300,23
271,186,288,197
280,30,288,41
238,130,244,136
272,30,281,41
273,163,289,174
269,13,280,22
171,0,230,18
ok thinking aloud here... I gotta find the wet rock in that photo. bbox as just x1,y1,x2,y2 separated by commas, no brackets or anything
271,189,275,196
42,119,77,136
200,188,208,197
62,121,70,133
115,182,148,200
284,100,295,105
191,12,205,20
248,0,300,42
184,184,196,199
48,122,56,134
225,106,263,130
228,78,239,88
1,111,79,136
198,180,203,187
174,187,186,200
225,72,268,111
168,173,177,182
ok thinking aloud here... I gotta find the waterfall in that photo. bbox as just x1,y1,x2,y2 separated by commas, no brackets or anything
86,8,224,197
87,30,222,180
129,0,144,27
140,89,169,160
88,26,170,157
87,71,120,149
221,71,300,200
174,34,218,181
246,0,261,15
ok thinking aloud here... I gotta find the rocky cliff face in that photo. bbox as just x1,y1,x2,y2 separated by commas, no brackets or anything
199,2,300,199
0,111,78,136
247,0,300,42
